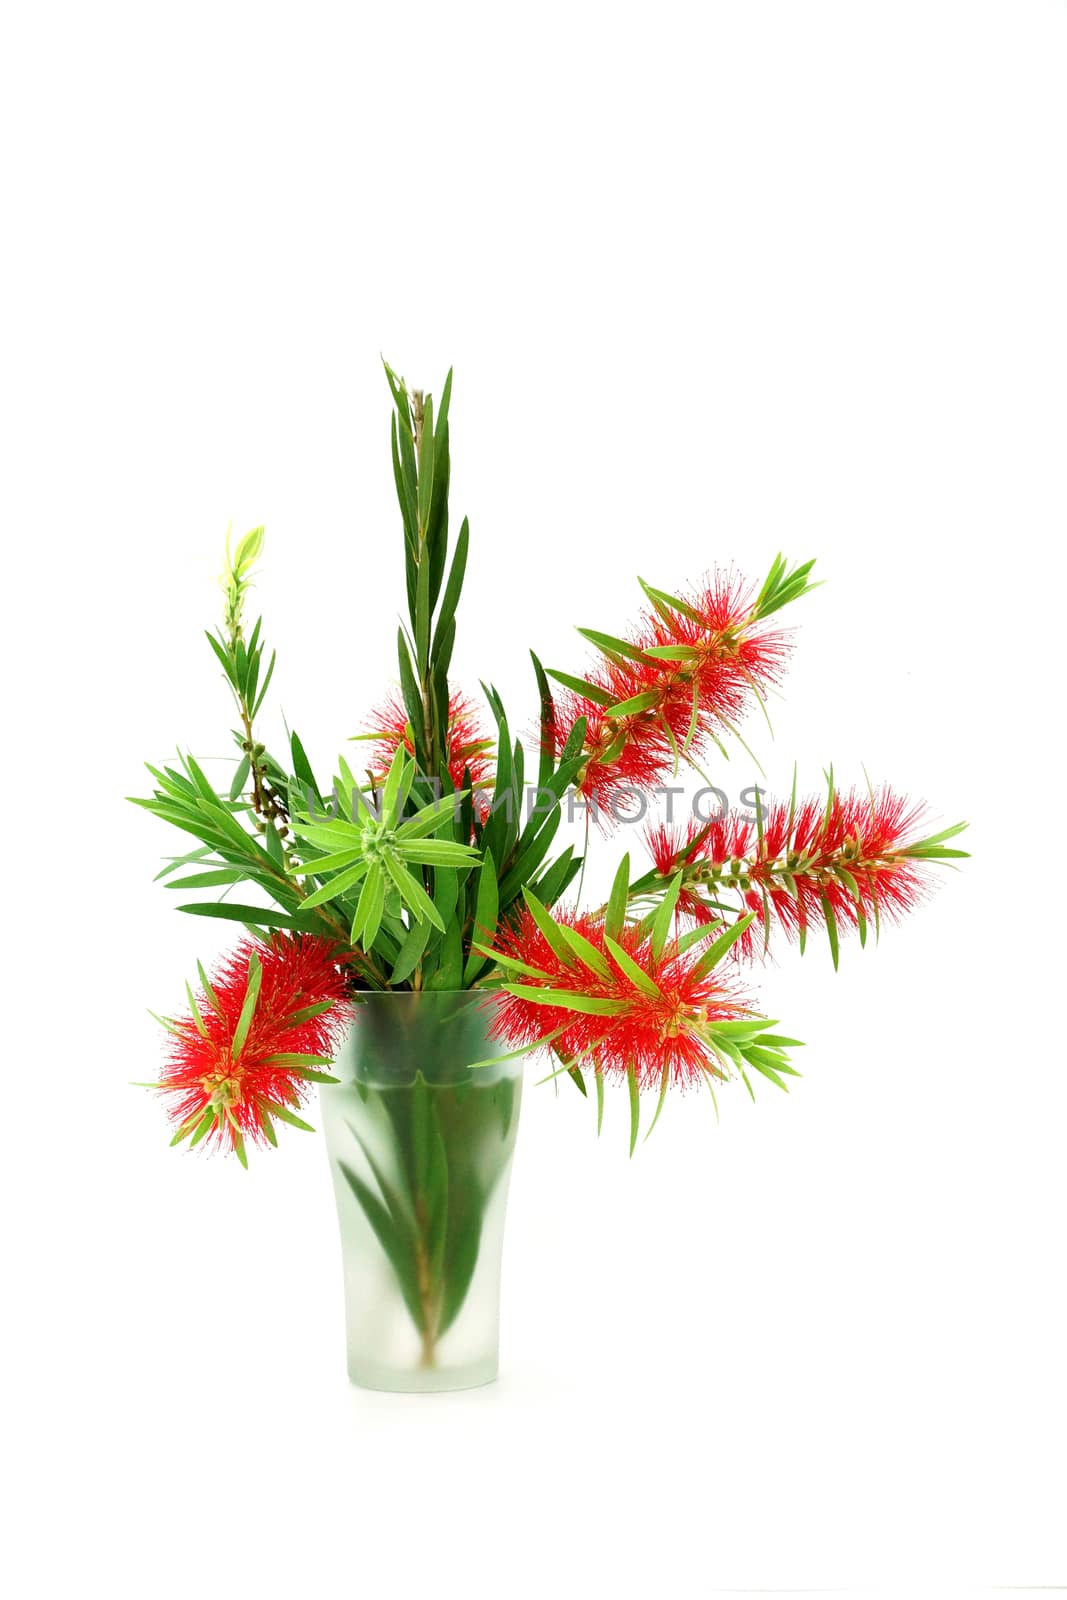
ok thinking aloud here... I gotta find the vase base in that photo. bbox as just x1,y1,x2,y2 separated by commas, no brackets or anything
348,1356,500,1394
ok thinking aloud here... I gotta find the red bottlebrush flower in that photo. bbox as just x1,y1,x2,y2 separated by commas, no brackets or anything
488,905,755,1091
647,784,938,960
646,815,755,924
548,568,793,819
157,934,354,1162
638,570,792,715
364,689,494,808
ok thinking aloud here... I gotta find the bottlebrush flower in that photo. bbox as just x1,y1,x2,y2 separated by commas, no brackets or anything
645,784,963,963
364,690,494,807
645,816,751,925
548,564,802,818
154,934,354,1163
486,901,787,1094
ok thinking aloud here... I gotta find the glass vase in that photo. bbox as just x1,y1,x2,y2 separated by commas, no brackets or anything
320,991,522,1393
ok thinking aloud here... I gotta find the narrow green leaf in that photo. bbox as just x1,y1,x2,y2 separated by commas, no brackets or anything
177,903,300,929
464,847,499,983
188,1108,216,1148
521,888,579,967
294,858,371,909
691,912,757,979
820,892,840,971
269,1103,316,1133
605,853,631,942
432,515,469,662
649,870,683,961
204,630,238,686
558,923,612,978
184,980,210,1038
545,669,615,706
604,935,662,999
607,689,661,717
501,986,627,1017
231,953,262,1056
384,856,446,932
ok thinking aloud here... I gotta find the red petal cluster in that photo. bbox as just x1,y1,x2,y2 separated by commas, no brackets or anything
489,907,753,1090
552,571,791,816
159,934,353,1156
366,690,494,806
648,785,931,957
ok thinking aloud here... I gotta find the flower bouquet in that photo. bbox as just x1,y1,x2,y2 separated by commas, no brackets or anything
133,365,966,1391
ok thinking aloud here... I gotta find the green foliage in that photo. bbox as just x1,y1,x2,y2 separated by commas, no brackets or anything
338,1067,520,1359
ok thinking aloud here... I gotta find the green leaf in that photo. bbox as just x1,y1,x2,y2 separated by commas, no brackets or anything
338,1160,423,1331
690,913,756,979
604,935,662,999
251,649,276,718
605,853,631,942
820,892,840,971
627,1063,640,1157
184,980,209,1039
384,855,446,932
396,793,466,841
231,952,262,1056
426,918,464,990
595,1072,605,1136
178,903,301,929
521,888,578,967
397,839,479,867
575,628,659,667
637,577,706,626
432,516,469,662
197,960,225,1017
416,392,435,532
530,649,557,791
294,845,366,878
558,924,612,979
289,731,321,804
229,753,251,801
649,870,683,961
188,1108,216,1148
204,630,238,687
396,629,425,764
502,986,626,1017
351,864,385,946
380,744,408,824
471,944,555,982
544,669,616,706
390,916,433,986
166,868,248,891
531,846,578,909
295,858,370,909
464,848,499,983
258,1108,278,1148
606,689,661,717
268,1103,316,1133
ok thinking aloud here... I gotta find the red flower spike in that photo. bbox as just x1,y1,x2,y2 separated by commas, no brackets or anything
488,906,755,1091
365,690,494,810
550,569,793,819
157,934,354,1160
647,784,935,959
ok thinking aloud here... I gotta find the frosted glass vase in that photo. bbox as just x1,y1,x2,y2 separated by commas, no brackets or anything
320,992,522,1393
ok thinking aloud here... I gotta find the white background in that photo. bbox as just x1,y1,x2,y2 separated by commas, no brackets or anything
2,2,1065,1594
